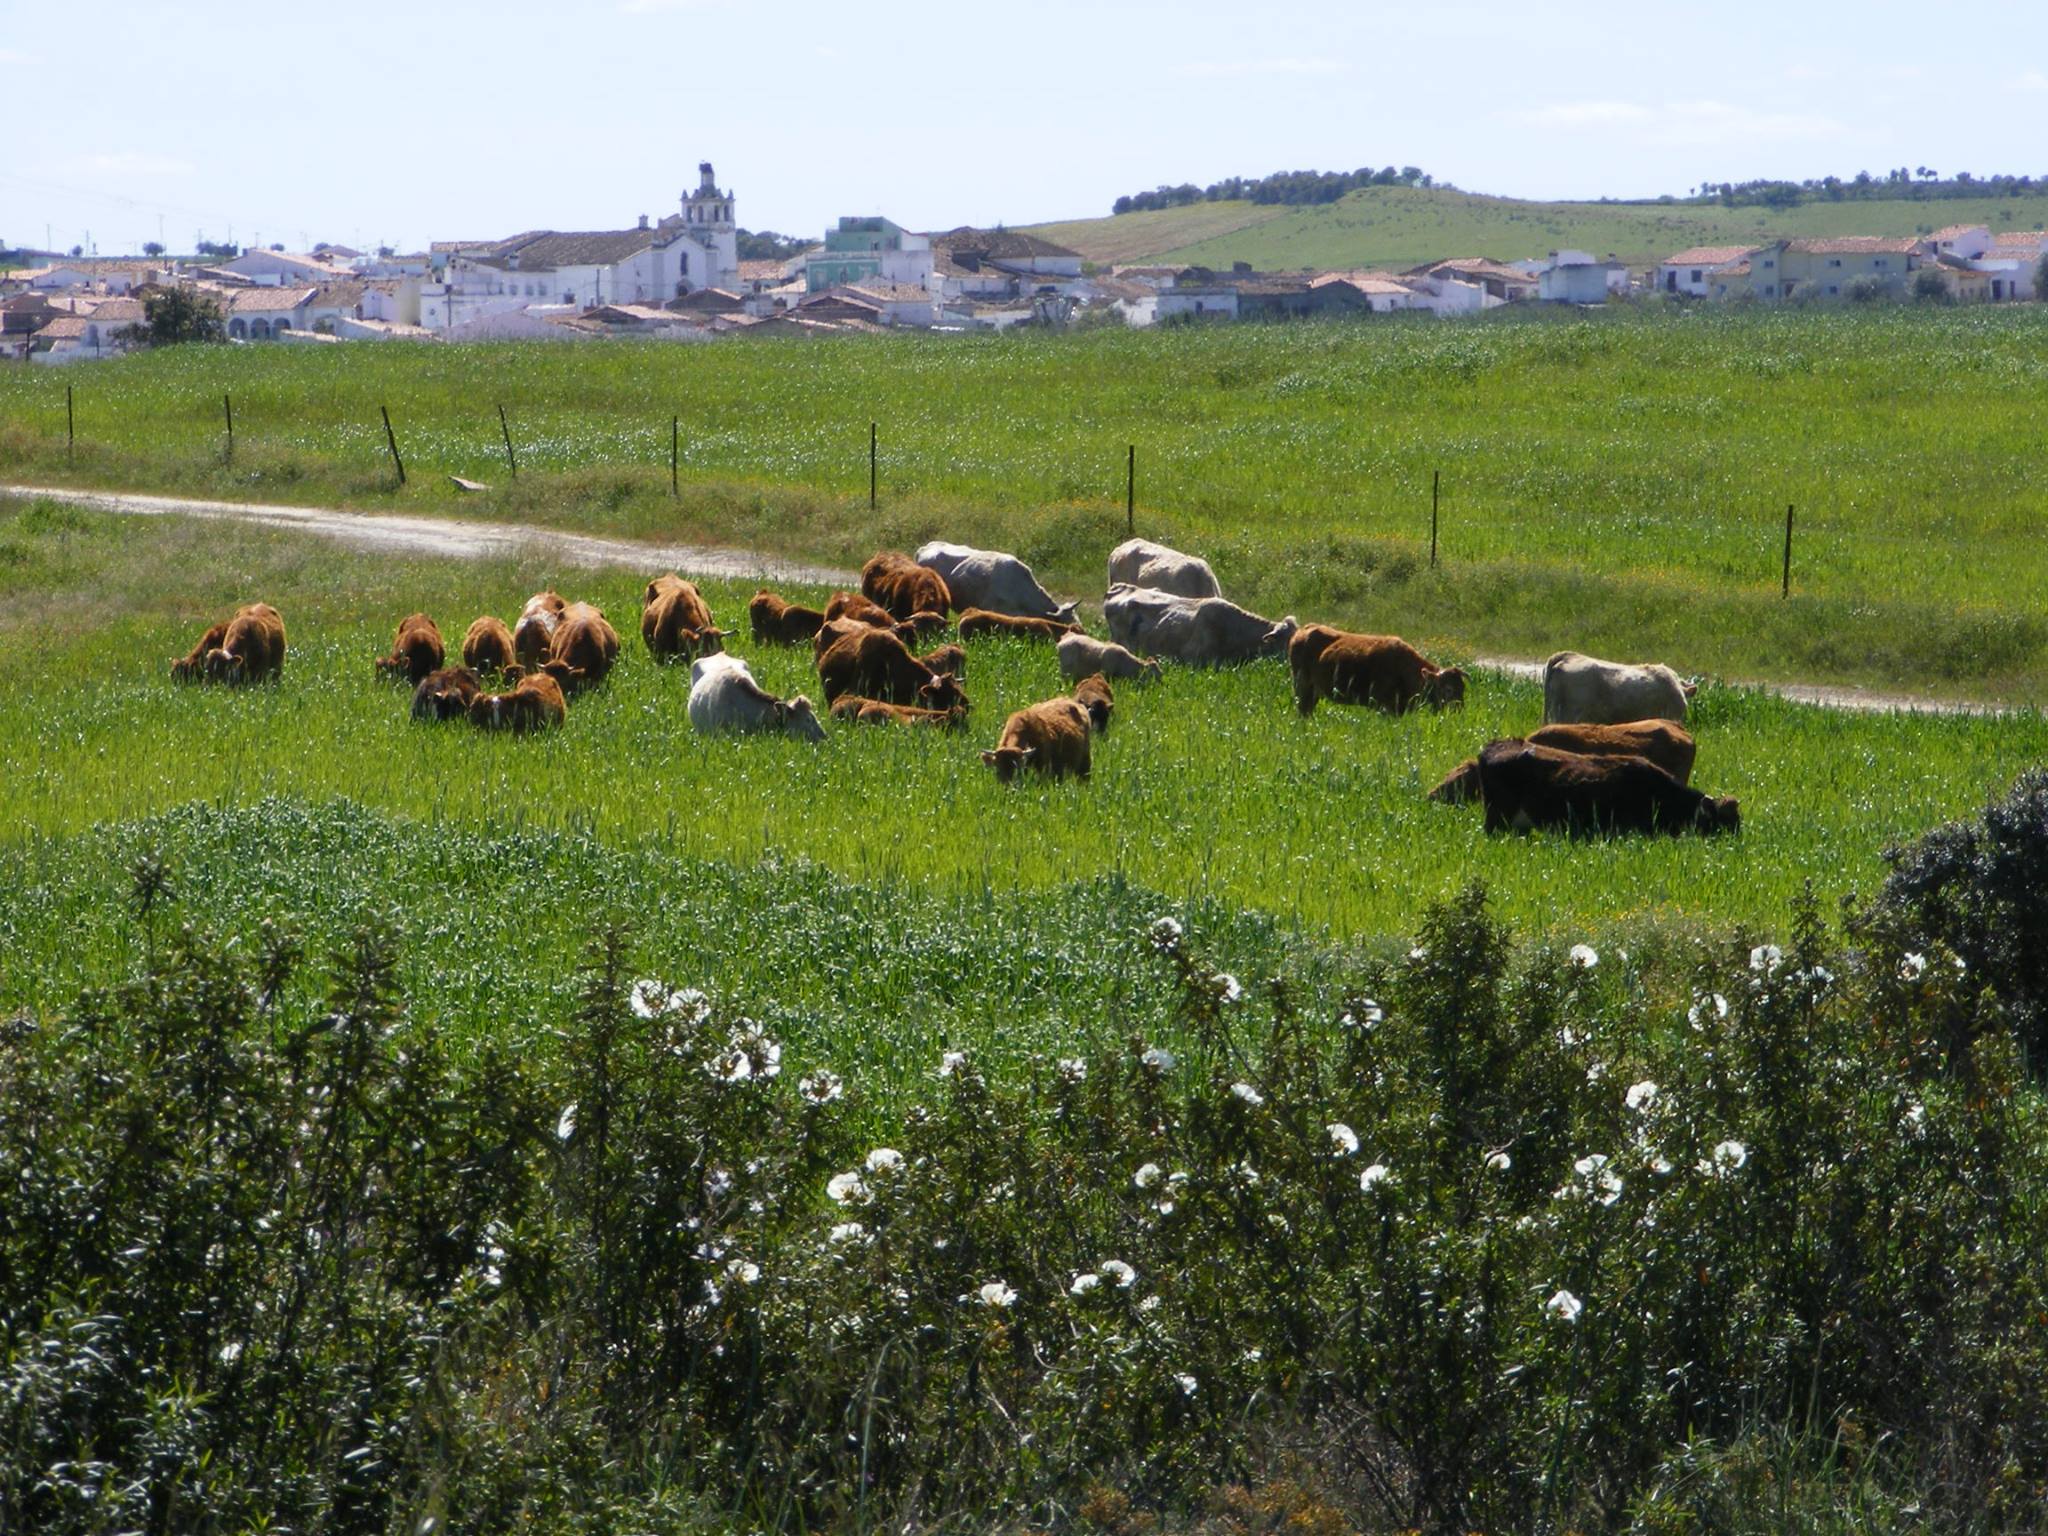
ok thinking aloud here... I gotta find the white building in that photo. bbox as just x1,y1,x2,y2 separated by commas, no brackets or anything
1538,250,1626,303
1656,245,1758,297
217,249,356,287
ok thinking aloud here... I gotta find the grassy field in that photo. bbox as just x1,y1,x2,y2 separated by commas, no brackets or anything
5,306,2048,699
1027,183,2048,271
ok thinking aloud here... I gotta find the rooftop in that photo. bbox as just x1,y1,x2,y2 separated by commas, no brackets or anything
1785,237,1920,255
1662,244,1759,268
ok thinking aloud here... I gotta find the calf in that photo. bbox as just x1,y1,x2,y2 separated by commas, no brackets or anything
861,551,954,619
981,698,1093,783
170,621,229,683
749,589,827,644
817,626,968,709
918,643,966,679
829,695,970,730
1430,721,1699,807
642,573,727,663
376,613,445,685
512,591,567,668
548,601,620,690
1542,651,1694,726
1289,626,1465,716
824,590,902,629
687,653,826,741
468,671,567,733
1477,739,1738,837
171,603,287,685
1071,672,1115,734
411,665,483,722
1058,632,1160,683
463,615,517,674
958,608,1083,643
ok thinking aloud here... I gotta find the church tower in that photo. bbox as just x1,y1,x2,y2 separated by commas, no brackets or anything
680,161,739,292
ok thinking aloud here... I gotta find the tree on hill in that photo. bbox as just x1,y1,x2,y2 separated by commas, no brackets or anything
1110,165,1436,215
118,287,227,348
735,229,812,261
143,241,166,258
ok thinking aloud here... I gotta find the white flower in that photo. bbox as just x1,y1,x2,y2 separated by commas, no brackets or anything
1340,998,1384,1032
826,1171,870,1205
1137,1294,1162,1313
978,1281,1016,1308
1359,1163,1392,1191
218,1339,243,1363
865,1147,903,1174
1215,974,1245,1004
1173,1373,1198,1397
1624,1080,1659,1112
556,1103,578,1142
1586,1061,1608,1083
939,1050,968,1077
1057,1057,1087,1083
1070,1272,1101,1296
1545,1288,1584,1323
1230,1081,1264,1106
1485,1150,1512,1172
1233,1160,1261,1186
1688,992,1729,1030
799,1070,844,1105
1648,1154,1673,1175
1569,943,1599,970
629,979,667,1019
1750,944,1783,974
1149,915,1185,952
1904,1099,1927,1134
1701,1140,1748,1177
1900,952,1927,981
724,1258,761,1285
671,987,710,1024
706,1167,734,1198
1562,1153,1623,1206
708,1047,752,1084
1409,945,1428,962
1327,1123,1360,1156
728,1023,780,1080
1140,1046,1176,1074
828,1221,866,1245
1134,1162,1164,1189
1101,1259,1137,1288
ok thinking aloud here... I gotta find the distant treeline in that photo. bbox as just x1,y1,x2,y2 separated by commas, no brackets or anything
1111,166,1438,215
1677,169,2044,209
736,229,813,260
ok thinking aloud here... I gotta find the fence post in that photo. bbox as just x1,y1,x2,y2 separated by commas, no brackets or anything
1430,469,1439,569
671,415,679,498
869,421,877,511
224,393,234,462
1781,504,1794,599
498,403,517,479
380,405,406,486
1126,444,1135,536
66,384,74,463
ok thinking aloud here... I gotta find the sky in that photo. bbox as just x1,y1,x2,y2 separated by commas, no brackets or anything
4,0,2046,257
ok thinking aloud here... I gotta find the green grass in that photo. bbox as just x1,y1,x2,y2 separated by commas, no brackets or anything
5,306,2048,699
1028,183,2048,271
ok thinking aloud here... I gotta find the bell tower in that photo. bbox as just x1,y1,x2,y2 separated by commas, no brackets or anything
685,161,734,232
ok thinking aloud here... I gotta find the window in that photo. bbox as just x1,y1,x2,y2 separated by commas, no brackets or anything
1827,285,1839,296
1828,257,1843,268
1761,258,1775,269
1875,258,1889,269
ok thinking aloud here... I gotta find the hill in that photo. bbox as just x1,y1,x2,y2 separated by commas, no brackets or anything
1027,184,2048,271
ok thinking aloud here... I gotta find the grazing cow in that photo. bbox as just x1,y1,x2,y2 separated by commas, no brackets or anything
900,609,951,641
1107,537,1222,600
172,603,287,684
829,695,971,730
824,590,902,629
376,614,445,685
749,589,828,645
1429,722,1697,806
918,643,966,679
468,671,567,734
548,601,620,690
512,591,567,668
642,573,727,663
462,615,517,674
1289,626,1466,716
981,698,1093,783
1542,651,1695,726
1477,739,1738,837
1071,672,1115,734
1057,632,1161,683
915,541,1077,623
813,615,918,661
687,653,826,741
817,626,968,709
861,551,954,620
1103,584,1296,667
958,608,1082,643
411,665,483,722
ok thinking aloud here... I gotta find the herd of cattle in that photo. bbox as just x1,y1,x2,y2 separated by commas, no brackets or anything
168,536,1736,833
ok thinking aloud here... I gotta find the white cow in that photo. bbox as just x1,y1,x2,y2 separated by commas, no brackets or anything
1102,584,1296,667
915,541,1077,623
1541,651,1694,726
1056,632,1161,682
1107,537,1221,600
687,653,826,741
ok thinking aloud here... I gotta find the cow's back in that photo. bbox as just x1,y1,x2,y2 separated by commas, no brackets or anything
1107,538,1221,600
1543,651,1689,725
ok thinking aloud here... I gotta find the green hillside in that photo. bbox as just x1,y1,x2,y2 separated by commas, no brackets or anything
1029,184,2048,271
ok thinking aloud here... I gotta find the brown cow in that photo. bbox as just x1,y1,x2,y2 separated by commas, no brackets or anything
642,573,727,663
812,614,919,660
411,665,483,722
829,695,971,730
918,643,966,679
469,670,568,733
512,591,567,668
981,698,1093,783
749,589,827,644
958,608,1083,643
1071,672,1115,734
376,614,445,685
169,620,230,682
1289,625,1466,717
817,626,968,709
463,616,517,674
1476,739,1738,837
1430,721,1699,805
824,590,901,629
548,601,620,690
862,551,955,620
172,603,286,684
900,609,951,641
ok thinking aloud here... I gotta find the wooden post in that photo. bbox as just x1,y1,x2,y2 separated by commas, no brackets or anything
1430,469,1440,569
223,393,234,462
869,421,877,510
498,403,517,479
380,404,406,486
66,384,74,463
1782,503,1794,599
671,415,679,498
1126,444,1135,536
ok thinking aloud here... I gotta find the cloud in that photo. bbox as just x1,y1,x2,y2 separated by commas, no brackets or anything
616,0,705,11
2015,69,2048,93
54,152,196,180
1514,98,1842,147
1173,58,1347,79
0,47,39,64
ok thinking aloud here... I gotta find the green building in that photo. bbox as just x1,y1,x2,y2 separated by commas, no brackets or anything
806,217,929,292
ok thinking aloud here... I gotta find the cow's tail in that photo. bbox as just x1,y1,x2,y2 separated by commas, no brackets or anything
1541,651,1571,723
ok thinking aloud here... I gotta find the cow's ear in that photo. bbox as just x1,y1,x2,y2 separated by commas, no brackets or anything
980,750,999,766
